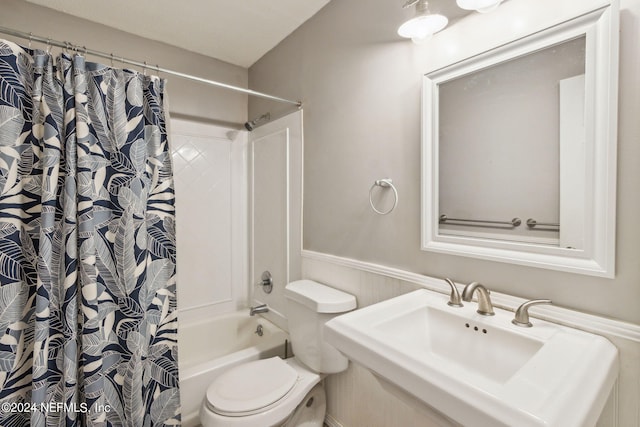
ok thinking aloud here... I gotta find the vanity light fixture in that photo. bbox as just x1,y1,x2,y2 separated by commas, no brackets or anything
398,0,448,44
456,0,503,13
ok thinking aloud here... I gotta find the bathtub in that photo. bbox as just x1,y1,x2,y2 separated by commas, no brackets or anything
178,310,290,427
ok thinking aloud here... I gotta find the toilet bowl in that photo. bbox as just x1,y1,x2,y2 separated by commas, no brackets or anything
200,280,356,427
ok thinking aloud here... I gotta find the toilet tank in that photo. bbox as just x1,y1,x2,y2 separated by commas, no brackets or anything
284,280,356,374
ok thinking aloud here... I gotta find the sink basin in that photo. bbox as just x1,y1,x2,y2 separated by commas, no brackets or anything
375,305,544,384
324,289,618,427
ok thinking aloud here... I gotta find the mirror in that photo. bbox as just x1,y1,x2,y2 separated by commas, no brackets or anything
422,4,618,277
439,36,585,248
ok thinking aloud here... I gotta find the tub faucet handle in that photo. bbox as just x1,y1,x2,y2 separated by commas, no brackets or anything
444,278,463,307
259,271,273,294
512,299,552,327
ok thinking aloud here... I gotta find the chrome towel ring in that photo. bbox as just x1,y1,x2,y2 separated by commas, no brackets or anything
369,178,398,215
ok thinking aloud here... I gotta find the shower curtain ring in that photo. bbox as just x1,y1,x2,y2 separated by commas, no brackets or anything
143,61,147,75
46,37,52,54
28,32,33,49
110,53,114,67
82,46,87,57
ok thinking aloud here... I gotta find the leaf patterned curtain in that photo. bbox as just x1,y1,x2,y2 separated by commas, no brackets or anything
0,40,181,426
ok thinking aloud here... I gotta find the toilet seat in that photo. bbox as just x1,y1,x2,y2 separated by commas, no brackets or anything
200,358,323,427
206,357,298,416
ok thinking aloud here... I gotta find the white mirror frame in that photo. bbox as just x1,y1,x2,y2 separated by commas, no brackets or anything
421,1,619,278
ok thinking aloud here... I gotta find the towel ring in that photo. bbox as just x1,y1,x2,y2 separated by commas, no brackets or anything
369,178,398,215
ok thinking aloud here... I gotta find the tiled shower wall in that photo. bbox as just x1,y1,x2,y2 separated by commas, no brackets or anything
170,119,248,325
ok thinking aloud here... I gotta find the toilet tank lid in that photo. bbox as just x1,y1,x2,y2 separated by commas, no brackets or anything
285,280,356,313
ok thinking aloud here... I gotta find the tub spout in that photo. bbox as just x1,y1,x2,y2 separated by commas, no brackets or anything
249,304,269,316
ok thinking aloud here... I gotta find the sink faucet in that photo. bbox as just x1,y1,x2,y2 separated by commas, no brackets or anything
249,303,269,316
461,282,494,316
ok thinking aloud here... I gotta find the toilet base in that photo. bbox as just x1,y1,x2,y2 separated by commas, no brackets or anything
282,383,326,427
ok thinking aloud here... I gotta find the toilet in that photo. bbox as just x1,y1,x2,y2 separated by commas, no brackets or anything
199,279,357,427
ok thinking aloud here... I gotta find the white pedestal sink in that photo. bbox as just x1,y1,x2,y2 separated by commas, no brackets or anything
324,289,618,427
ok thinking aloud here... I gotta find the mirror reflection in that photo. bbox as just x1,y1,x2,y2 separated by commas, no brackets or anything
437,36,586,249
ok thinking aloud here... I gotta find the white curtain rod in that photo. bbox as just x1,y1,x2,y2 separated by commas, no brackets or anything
0,25,302,107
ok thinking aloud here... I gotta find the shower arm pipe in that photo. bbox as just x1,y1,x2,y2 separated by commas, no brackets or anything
0,25,302,108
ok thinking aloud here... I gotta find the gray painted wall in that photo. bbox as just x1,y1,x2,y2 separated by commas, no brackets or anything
1,0,248,126
249,0,640,324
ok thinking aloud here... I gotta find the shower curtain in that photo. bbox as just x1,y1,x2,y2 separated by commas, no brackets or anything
0,40,180,426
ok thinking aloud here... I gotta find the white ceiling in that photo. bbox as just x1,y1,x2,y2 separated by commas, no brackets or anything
23,0,332,68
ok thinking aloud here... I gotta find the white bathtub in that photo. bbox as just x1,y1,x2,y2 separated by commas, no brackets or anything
178,310,290,427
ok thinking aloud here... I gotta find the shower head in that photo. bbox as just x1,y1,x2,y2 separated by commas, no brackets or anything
244,113,271,131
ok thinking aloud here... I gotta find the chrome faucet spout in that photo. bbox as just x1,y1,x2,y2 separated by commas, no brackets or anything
249,303,269,316
461,282,494,316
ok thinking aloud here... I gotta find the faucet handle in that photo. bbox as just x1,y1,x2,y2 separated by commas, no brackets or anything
444,278,463,307
512,299,552,327
259,271,273,294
